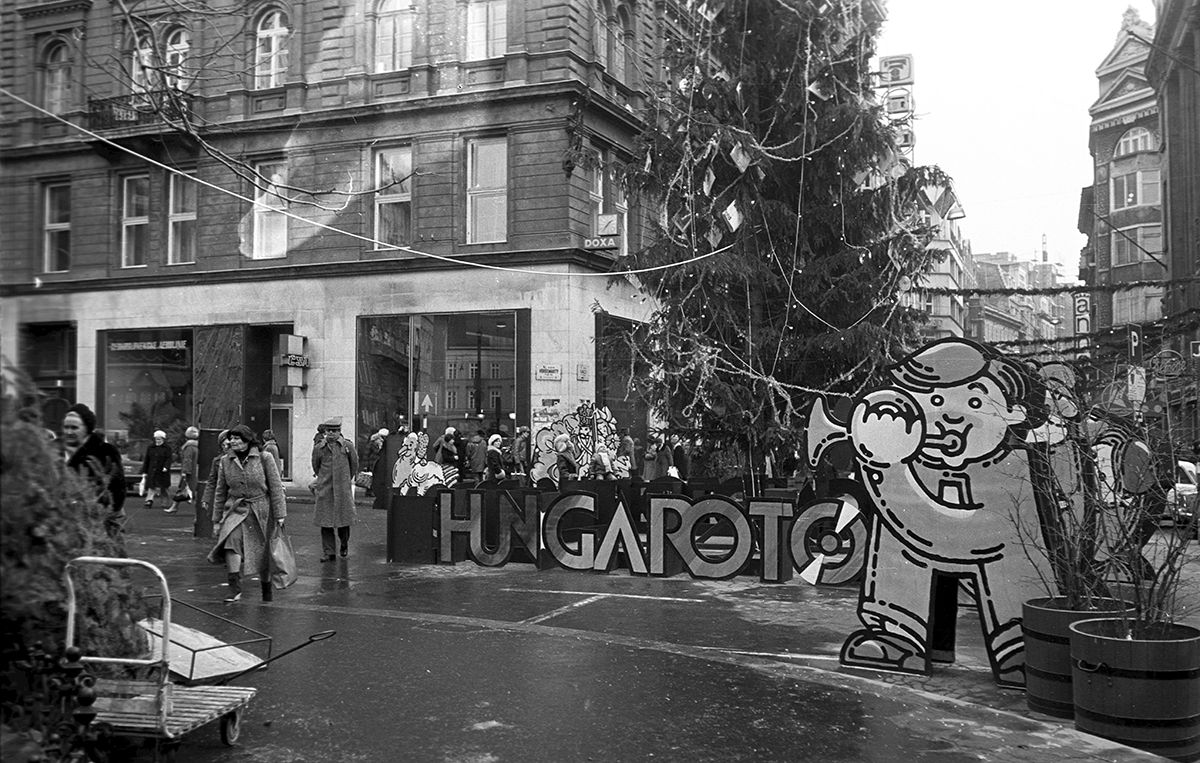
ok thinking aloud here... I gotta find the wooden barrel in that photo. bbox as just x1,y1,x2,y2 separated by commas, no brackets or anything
1070,618,1200,762
1021,597,1134,719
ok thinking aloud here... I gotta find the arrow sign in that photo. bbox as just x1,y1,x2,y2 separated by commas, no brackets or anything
421,394,433,413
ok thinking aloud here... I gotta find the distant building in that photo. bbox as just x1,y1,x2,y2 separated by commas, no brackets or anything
968,251,1070,360
907,184,971,339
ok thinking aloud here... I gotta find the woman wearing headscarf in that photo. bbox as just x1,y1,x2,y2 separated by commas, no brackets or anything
142,429,173,511
176,426,201,514
261,429,282,473
554,432,578,487
484,433,506,482
208,425,286,602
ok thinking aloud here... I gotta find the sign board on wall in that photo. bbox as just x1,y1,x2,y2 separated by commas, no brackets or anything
535,364,562,381
275,334,309,391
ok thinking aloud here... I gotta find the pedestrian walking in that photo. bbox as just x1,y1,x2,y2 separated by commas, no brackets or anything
671,434,690,482
513,426,531,476
654,436,675,480
61,403,126,540
261,429,282,473
468,430,487,482
141,430,173,510
207,425,286,603
201,430,231,518
370,426,396,512
312,416,357,561
484,433,507,482
175,426,200,514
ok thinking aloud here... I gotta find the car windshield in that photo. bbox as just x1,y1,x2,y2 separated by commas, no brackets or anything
1178,462,1198,487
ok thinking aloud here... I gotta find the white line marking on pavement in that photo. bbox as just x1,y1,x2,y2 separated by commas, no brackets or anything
500,588,703,602
521,595,606,624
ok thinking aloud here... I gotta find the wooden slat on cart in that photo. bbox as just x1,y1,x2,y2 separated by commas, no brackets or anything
93,685,257,739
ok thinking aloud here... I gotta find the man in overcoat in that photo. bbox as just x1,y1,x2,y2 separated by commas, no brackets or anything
312,417,357,561
61,403,126,541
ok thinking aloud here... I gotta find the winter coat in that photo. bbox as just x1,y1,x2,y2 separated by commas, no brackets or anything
590,449,615,479
66,432,127,516
672,444,690,481
179,439,199,489
312,435,358,528
431,436,457,465
654,445,674,479
485,445,506,481
207,448,286,572
262,439,281,473
513,433,530,472
468,436,486,475
142,442,173,490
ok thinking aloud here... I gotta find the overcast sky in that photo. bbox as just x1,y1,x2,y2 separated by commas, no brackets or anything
875,0,1158,277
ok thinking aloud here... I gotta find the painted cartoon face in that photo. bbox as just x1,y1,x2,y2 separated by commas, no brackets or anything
911,376,1023,469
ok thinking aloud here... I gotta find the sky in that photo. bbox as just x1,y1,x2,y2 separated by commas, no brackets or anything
874,0,1159,276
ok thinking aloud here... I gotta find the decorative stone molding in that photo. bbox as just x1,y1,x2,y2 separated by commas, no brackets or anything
16,0,92,18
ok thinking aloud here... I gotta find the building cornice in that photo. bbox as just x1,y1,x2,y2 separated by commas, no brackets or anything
1089,105,1158,133
0,249,628,298
16,0,92,18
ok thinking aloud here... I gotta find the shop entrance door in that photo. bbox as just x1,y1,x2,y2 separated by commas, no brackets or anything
270,407,291,480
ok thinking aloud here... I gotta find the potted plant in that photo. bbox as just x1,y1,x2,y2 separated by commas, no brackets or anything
1066,415,1200,762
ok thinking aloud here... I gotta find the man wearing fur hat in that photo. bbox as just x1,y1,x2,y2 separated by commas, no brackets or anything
311,417,358,561
61,403,126,539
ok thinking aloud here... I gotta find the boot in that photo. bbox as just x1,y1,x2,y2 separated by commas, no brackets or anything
260,578,273,602
224,573,242,602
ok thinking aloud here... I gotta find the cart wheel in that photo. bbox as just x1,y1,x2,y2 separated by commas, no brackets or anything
220,709,242,745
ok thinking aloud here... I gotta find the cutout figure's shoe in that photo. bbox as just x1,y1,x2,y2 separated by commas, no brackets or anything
840,629,927,674
987,622,1027,688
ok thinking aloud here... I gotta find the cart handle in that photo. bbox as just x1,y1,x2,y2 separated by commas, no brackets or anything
218,630,337,685
65,556,172,669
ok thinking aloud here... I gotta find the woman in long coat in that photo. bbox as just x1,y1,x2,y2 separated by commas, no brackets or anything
312,417,358,561
142,429,173,510
208,425,286,602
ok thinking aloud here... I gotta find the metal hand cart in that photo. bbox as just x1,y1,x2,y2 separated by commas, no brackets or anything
64,556,334,761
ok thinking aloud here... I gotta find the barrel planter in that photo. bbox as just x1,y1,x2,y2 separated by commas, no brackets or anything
1069,618,1200,762
1021,597,1135,719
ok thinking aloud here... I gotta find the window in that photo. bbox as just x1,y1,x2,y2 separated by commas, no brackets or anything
488,388,501,411
252,161,288,259
1114,127,1156,158
43,183,70,272
467,388,477,410
447,362,458,380
374,147,413,248
446,389,458,409
165,28,191,90
612,7,630,84
375,0,414,72
1111,169,1160,209
121,175,150,267
594,1,610,69
469,362,479,379
130,34,155,97
43,42,70,114
168,173,197,264
466,0,505,60
1113,286,1162,324
490,362,500,379
1112,224,1162,266
255,10,290,89
466,136,507,243
589,147,629,256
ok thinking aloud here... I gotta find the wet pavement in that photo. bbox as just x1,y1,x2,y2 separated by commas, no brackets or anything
107,491,1179,762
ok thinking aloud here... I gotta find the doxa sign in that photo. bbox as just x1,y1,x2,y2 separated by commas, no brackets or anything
390,486,836,583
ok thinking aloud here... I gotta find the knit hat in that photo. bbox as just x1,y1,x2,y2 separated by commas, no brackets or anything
65,403,97,433
228,424,256,445
153,429,167,440
185,426,200,439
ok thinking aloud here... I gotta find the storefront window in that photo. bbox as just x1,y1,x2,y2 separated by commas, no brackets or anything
103,328,193,459
357,312,517,457
19,322,76,430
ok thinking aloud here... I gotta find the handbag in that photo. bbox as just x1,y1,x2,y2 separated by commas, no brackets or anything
353,470,373,489
268,528,298,589
172,483,192,502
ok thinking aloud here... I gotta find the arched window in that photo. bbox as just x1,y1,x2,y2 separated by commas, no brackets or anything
165,28,191,90
594,0,611,69
1114,126,1156,158
375,0,415,72
130,34,155,95
255,9,290,89
612,6,631,84
42,41,70,114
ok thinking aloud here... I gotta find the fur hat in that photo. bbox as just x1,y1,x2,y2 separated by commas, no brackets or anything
65,403,97,433
227,425,256,445
153,429,167,440
488,433,502,448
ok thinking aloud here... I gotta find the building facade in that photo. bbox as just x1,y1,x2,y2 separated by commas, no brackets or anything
0,0,685,477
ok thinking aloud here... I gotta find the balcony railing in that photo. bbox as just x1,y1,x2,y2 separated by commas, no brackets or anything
87,91,191,131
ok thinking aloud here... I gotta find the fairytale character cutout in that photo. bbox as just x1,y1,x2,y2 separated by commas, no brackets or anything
393,432,445,496
808,338,1049,687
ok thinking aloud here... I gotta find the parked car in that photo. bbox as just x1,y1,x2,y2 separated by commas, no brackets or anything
1165,460,1198,538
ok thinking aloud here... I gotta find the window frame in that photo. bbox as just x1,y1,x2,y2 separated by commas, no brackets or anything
611,5,630,84
1111,223,1162,266
252,160,289,260
42,182,71,273
446,389,458,409
465,136,507,244
130,33,156,97
1110,168,1161,210
374,0,415,72
164,27,191,91
594,0,611,69
121,174,150,268
466,0,506,61
1114,127,1156,158
374,145,414,249
255,10,290,89
168,172,197,265
42,40,71,114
